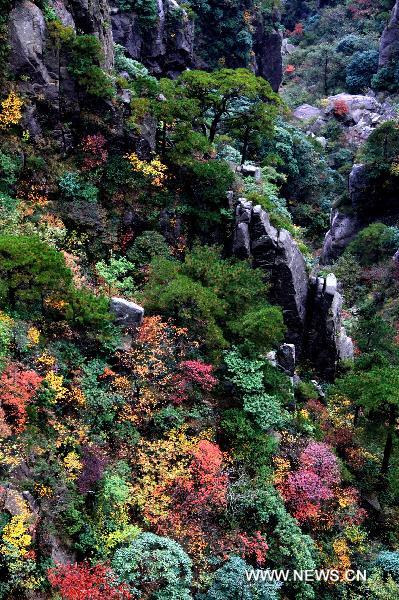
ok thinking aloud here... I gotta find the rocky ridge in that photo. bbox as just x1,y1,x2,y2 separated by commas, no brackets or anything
233,198,353,379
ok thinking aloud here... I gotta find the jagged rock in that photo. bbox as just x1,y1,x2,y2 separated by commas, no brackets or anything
282,38,296,55
111,0,195,76
233,199,308,352
232,199,252,259
320,208,361,264
251,206,308,351
276,343,296,377
306,274,353,380
110,297,144,328
379,0,399,67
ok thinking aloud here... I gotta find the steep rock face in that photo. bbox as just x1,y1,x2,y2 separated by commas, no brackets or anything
320,163,368,263
306,274,353,381
68,0,114,69
379,0,399,67
252,11,283,92
111,0,195,76
233,199,353,376
320,208,361,265
8,0,116,144
348,163,370,212
233,199,308,352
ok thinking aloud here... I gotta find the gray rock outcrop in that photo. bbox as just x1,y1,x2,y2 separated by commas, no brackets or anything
306,274,353,380
233,199,308,352
321,163,369,263
110,297,144,328
293,94,396,146
233,199,353,377
111,0,195,76
379,0,399,67
320,208,361,265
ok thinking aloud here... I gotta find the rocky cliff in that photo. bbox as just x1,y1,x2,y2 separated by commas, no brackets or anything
233,198,353,378
379,0,399,67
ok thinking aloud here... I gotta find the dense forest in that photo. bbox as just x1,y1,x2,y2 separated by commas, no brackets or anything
1,0,399,598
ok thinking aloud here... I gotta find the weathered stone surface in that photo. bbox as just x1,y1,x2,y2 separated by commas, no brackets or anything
276,343,296,377
349,163,370,212
239,164,262,181
68,0,114,69
251,206,308,351
110,297,144,328
252,9,283,91
232,199,252,259
293,104,323,121
9,1,55,88
306,274,353,380
111,0,195,76
233,199,308,352
320,208,361,264
379,0,399,67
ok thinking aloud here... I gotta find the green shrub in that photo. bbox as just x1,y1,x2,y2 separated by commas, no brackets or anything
199,556,280,600
374,551,399,582
112,533,192,599
347,223,399,266
0,151,21,193
0,235,72,314
59,172,98,203
69,35,115,99
143,245,284,357
126,230,171,269
345,50,379,93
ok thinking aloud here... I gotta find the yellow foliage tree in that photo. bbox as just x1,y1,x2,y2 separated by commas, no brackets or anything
0,90,23,129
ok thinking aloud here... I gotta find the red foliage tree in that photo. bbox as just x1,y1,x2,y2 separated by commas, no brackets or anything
348,0,374,19
171,360,217,404
281,442,340,523
333,99,349,117
219,531,268,567
0,363,42,434
81,134,108,171
48,562,132,600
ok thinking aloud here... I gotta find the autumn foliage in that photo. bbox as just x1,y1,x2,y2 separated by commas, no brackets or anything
0,363,42,435
48,562,132,600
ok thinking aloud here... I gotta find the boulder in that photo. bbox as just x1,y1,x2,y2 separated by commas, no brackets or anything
110,297,144,328
320,208,361,264
239,164,262,181
293,104,323,121
379,0,399,67
276,343,296,377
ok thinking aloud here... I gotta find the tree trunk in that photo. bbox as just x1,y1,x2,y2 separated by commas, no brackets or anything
241,125,250,165
381,403,397,475
354,404,360,427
